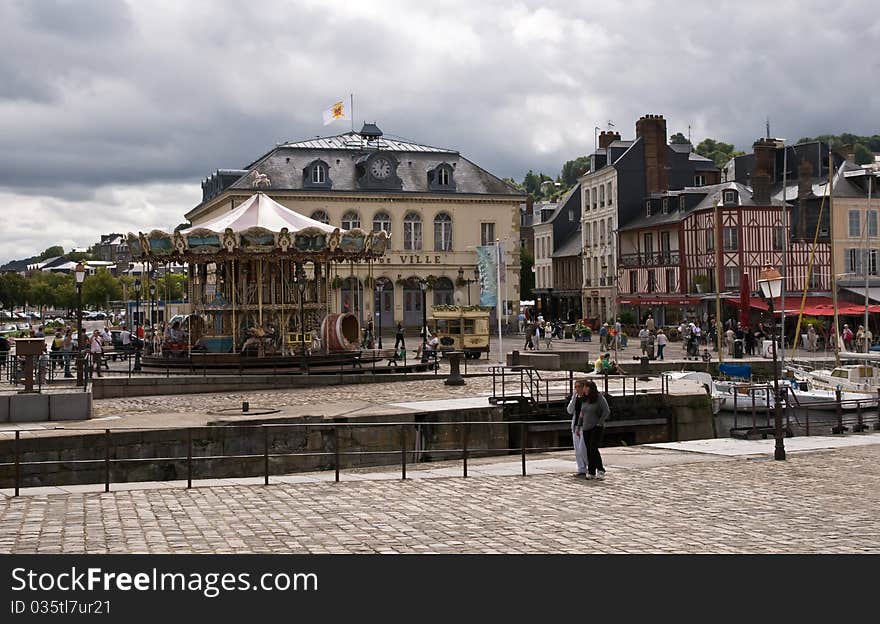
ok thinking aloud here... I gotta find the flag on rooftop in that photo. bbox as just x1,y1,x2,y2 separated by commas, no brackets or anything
322,100,350,125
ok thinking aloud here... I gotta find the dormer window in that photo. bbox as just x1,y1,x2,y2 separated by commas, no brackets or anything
312,163,326,184
303,160,332,189
694,174,705,187
723,190,738,205
661,198,669,214
646,200,652,217
679,196,686,211
428,163,456,191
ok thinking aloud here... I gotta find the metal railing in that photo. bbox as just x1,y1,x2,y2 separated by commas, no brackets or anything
1,418,581,496
490,366,673,409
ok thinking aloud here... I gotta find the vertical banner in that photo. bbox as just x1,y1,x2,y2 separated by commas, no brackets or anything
475,246,497,307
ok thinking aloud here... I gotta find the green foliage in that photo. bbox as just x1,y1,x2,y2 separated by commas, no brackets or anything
617,311,635,326
0,273,29,308
157,273,187,301
560,156,591,186
695,138,745,168
520,247,534,300
81,269,122,309
39,245,64,260
669,132,690,145
66,251,92,263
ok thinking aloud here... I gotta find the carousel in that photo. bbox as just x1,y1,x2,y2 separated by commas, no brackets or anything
128,192,390,370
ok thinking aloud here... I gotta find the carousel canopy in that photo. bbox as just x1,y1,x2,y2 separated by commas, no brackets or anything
180,193,336,235
127,192,388,261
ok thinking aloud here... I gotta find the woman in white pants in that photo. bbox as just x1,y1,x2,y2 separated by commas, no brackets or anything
566,379,588,476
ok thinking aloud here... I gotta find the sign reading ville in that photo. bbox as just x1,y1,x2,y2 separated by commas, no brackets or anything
375,255,444,264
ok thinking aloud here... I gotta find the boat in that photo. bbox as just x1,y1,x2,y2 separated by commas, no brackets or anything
779,376,878,409
662,371,722,414
794,363,880,395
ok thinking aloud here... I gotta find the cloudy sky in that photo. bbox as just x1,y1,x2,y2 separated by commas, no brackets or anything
1,0,878,263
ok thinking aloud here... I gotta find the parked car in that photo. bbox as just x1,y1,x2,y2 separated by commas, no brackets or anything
1,324,18,335
16,323,31,331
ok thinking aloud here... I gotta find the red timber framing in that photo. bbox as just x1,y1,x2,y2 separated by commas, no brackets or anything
619,206,831,299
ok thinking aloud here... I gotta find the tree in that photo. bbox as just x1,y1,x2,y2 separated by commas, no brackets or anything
560,156,591,186
854,144,874,166
38,245,65,260
157,273,188,301
0,273,29,309
695,138,745,168
81,269,121,309
523,170,540,196
66,251,92,263
669,132,690,145
520,247,534,300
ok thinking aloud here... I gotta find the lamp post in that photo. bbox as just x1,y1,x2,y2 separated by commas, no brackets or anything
133,278,142,371
376,281,384,349
74,263,85,386
148,282,156,354
758,265,785,461
419,278,428,362
293,266,307,373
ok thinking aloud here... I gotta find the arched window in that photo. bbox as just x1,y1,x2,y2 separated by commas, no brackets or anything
311,210,329,224
303,160,332,189
372,211,391,234
433,277,454,306
404,212,422,251
433,212,453,251
342,211,360,230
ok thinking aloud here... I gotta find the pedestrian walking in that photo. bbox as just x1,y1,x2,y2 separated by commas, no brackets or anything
645,315,655,332
394,322,405,351
61,328,73,377
575,380,609,480
656,329,667,360
567,379,588,477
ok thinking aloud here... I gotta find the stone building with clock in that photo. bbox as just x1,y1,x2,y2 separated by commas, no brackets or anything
186,124,524,328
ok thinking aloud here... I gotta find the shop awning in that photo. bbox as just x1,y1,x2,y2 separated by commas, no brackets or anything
730,295,880,316
617,296,703,306
841,286,880,304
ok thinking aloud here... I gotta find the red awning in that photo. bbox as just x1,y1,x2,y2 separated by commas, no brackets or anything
730,296,880,316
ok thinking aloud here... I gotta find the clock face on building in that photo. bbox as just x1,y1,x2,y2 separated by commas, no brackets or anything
370,157,392,180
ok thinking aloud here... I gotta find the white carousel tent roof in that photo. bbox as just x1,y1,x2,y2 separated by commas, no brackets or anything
181,193,337,234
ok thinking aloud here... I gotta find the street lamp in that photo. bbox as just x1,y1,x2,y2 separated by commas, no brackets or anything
74,263,86,386
376,281,385,349
293,266,307,373
148,282,156,354
133,278,142,371
757,265,785,461
419,278,428,362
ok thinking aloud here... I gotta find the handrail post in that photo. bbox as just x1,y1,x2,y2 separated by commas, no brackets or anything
833,388,845,434
104,428,111,493
520,422,526,476
604,373,608,396
876,388,880,430
263,426,269,486
187,427,192,489
334,426,340,482
462,422,469,478
400,424,407,480
856,401,864,432
14,430,20,497
805,407,810,437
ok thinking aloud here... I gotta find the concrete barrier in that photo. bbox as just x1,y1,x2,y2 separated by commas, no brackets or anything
3,392,92,422
9,394,49,423
504,352,560,370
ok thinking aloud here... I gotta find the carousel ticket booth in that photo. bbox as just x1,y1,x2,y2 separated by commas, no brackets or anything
128,192,389,370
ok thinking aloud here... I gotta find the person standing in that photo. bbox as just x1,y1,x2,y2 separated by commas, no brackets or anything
567,379,588,477
646,315,655,332
61,328,73,378
89,329,104,377
842,324,854,351
575,380,610,480
806,324,817,352
523,322,534,350
599,323,608,350
638,327,649,356
656,329,668,360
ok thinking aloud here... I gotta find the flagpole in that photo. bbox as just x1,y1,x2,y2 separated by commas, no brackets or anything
350,94,354,132
496,239,503,366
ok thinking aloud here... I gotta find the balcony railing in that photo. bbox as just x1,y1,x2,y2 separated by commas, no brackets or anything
619,251,679,267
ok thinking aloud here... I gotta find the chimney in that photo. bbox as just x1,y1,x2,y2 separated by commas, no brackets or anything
751,138,775,205
635,114,668,194
598,130,621,150
796,159,813,239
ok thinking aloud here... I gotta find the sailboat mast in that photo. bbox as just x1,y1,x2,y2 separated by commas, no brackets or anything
829,149,841,367
866,173,873,352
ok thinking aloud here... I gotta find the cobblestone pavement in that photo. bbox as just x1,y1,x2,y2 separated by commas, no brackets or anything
2,443,878,554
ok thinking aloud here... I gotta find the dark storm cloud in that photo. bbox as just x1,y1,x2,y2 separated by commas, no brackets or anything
0,0,877,262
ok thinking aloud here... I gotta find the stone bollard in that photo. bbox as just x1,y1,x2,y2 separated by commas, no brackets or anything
445,351,465,386
511,350,520,366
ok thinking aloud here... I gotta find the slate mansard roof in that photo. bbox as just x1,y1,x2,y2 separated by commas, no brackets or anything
194,130,523,213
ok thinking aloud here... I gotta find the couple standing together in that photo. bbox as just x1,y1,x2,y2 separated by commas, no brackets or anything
567,379,608,480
